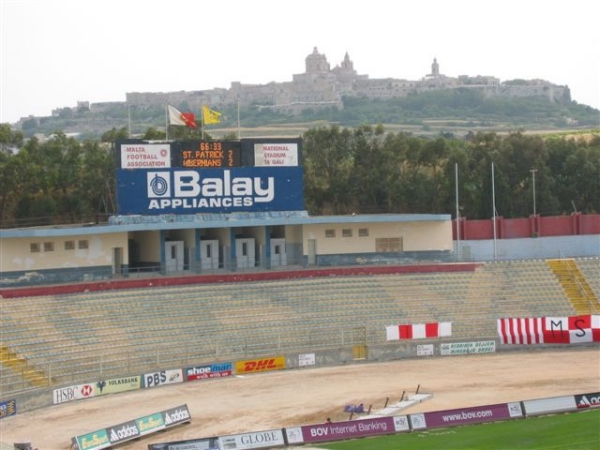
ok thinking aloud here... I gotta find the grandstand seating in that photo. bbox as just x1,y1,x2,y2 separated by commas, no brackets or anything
546,259,599,314
573,257,600,301
1,258,596,397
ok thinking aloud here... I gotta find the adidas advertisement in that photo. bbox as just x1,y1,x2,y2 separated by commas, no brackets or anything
163,404,192,426
107,420,140,444
575,392,600,409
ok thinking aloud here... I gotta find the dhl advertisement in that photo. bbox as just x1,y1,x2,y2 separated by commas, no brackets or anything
235,356,286,374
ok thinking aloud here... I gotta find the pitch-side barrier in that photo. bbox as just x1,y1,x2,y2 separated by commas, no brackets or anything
147,391,599,450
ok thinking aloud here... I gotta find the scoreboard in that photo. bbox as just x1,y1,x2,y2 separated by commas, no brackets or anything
116,138,301,169
174,141,242,168
115,138,304,215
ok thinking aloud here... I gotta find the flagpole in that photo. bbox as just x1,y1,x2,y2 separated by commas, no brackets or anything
165,106,169,140
455,163,460,261
492,161,497,260
128,105,131,137
201,106,204,140
237,97,241,139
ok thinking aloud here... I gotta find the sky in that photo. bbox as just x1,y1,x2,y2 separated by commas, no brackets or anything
1,0,599,124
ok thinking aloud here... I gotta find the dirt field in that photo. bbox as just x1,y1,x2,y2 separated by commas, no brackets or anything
1,348,599,449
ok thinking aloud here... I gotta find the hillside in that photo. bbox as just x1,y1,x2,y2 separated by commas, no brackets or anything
16,90,600,140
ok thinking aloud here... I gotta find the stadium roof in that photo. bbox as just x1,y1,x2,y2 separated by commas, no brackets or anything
0,212,451,238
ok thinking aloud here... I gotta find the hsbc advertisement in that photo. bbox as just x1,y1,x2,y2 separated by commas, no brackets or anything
53,383,96,404
117,167,304,215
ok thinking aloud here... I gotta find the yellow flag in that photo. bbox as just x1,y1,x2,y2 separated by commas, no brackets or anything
202,105,222,125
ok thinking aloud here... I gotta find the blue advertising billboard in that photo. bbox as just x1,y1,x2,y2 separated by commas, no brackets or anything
117,167,304,215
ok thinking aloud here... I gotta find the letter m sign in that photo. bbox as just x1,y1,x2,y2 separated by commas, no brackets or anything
543,315,595,344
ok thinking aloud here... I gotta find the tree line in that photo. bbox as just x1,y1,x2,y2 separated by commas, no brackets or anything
0,123,598,227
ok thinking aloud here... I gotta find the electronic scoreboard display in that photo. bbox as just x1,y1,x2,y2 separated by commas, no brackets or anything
116,137,304,214
173,141,242,168
116,138,301,169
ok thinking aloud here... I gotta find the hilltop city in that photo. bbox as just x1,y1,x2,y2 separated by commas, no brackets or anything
56,47,571,119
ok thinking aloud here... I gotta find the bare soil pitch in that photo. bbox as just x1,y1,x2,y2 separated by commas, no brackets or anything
1,348,599,449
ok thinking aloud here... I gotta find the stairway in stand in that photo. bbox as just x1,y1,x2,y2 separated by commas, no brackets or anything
0,346,50,388
546,259,599,315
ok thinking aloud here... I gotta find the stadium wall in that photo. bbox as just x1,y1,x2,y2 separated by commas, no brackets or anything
458,235,600,261
303,221,452,254
454,213,600,239
6,342,597,417
0,232,128,275
2,214,597,287
310,250,453,267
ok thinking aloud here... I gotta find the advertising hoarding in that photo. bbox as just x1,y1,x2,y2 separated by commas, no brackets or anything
117,167,304,215
298,417,399,444
185,363,233,381
409,403,519,430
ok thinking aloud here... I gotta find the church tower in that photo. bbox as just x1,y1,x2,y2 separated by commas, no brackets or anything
431,58,440,77
340,52,354,71
305,47,330,74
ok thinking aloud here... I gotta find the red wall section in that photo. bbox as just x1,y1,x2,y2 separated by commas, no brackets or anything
453,213,599,240
580,214,600,234
502,218,532,238
539,215,574,236
460,219,494,240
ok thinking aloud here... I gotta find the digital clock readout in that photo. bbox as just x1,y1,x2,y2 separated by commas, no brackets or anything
179,141,241,168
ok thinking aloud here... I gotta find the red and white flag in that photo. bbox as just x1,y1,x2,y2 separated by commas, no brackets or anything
167,105,197,128
543,315,595,344
386,322,452,340
594,315,600,342
498,315,600,345
497,317,544,345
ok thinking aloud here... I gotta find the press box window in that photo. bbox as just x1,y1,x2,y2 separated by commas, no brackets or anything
342,229,353,237
78,240,89,250
376,237,403,252
325,229,336,238
44,242,54,252
65,240,75,250
358,228,369,237
30,243,40,253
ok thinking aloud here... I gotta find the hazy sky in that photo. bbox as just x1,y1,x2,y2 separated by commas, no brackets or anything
1,0,599,124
